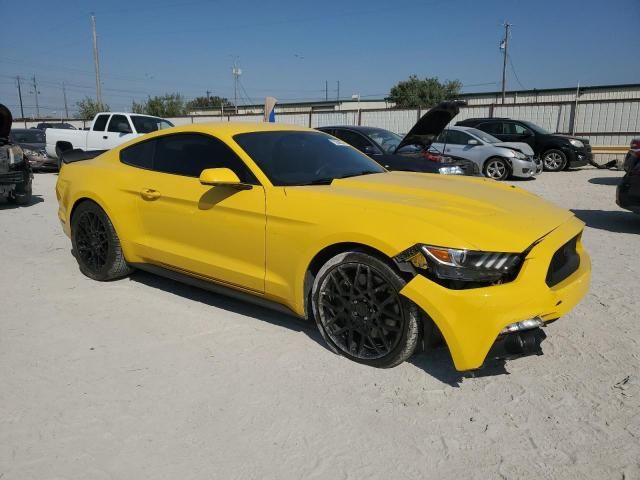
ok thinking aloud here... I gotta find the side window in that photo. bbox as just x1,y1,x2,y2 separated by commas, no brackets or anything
334,130,374,153
503,122,530,135
153,133,257,183
92,114,110,132
446,130,471,145
108,115,132,133
479,122,503,135
120,138,155,169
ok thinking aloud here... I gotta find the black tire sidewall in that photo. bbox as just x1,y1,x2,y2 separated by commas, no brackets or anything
311,251,420,368
542,149,567,172
71,201,122,281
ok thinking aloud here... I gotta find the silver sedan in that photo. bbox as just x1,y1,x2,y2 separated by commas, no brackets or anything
430,126,541,181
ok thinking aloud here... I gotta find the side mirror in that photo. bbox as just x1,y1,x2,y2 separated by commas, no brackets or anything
467,139,480,145
199,168,251,189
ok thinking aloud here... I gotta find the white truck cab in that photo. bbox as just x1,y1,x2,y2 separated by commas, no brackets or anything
46,112,173,160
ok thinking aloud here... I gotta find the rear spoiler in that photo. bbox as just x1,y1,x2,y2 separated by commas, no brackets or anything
61,149,107,164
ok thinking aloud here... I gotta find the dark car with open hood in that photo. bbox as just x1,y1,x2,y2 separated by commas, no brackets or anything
0,105,33,205
318,101,479,176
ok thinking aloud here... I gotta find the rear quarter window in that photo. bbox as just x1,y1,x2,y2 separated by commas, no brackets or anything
120,139,155,169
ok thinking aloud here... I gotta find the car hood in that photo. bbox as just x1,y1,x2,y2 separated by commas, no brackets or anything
552,134,590,144
493,142,535,156
394,101,464,153
293,171,574,252
15,141,45,151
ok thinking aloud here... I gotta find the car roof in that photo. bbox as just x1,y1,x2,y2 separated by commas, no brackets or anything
128,122,313,140
446,125,475,132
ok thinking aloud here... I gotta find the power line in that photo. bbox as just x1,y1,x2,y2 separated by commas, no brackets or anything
507,54,526,90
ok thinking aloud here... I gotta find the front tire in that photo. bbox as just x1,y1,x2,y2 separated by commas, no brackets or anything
542,149,567,172
483,157,510,181
311,251,420,368
71,201,133,281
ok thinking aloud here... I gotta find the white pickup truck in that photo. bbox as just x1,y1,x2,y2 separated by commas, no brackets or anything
46,112,173,161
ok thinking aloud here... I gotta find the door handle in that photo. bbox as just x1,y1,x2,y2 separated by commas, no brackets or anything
140,188,161,200
103,135,108,139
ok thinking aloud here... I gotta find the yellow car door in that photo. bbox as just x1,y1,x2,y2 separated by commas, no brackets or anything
125,132,266,293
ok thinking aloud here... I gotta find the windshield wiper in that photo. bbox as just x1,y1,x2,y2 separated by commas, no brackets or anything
300,177,335,186
338,170,381,179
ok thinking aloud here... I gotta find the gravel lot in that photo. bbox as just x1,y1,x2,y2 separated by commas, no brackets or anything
1,169,639,480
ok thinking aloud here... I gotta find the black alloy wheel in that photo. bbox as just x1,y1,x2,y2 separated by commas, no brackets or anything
71,201,132,281
312,251,420,368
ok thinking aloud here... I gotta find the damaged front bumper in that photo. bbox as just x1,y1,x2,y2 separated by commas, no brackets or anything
399,216,591,371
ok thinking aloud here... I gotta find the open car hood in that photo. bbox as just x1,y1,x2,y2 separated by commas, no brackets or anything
394,100,464,153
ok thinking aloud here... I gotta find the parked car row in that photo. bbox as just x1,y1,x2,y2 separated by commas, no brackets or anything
318,103,595,182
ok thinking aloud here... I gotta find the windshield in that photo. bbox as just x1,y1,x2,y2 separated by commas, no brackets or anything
467,128,501,143
521,121,551,135
10,130,45,143
234,131,385,186
364,128,403,153
131,115,174,134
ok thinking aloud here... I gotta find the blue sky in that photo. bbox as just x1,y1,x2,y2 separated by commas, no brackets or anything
1,0,638,118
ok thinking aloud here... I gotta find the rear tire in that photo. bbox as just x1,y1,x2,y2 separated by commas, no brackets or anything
71,201,133,281
542,149,567,172
311,251,420,368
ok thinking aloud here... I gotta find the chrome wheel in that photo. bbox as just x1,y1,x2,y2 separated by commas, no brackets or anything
484,158,509,180
317,262,405,360
543,150,567,171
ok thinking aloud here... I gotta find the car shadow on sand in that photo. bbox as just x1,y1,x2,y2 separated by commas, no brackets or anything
571,209,640,234
130,270,513,386
129,269,326,344
0,194,44,209
588,176,622,186
410,348,510,387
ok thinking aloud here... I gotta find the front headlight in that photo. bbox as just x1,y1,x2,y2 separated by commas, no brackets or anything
569,139,584,148
513,151,526,159
438,166,464,175
395,244,522,285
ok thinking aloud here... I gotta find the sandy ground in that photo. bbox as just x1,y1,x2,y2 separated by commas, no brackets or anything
1,169,639,480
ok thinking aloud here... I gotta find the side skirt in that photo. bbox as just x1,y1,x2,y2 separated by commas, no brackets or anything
131,263,304,319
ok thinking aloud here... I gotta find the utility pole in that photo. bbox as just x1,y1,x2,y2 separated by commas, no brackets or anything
31,76,40,118
325,80,328,101
572,81,580,135
91,14,103,107
336,80,340,102
500,22,511,104
16,76,26,126
232,60,242,114
62,81,69,118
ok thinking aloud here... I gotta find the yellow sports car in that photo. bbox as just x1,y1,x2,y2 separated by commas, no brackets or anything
56,122,591,371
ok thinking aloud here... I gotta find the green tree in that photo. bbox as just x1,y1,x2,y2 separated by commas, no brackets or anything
130,93,186,117
76,97,109,119
388,75,462,108
185,95,232,111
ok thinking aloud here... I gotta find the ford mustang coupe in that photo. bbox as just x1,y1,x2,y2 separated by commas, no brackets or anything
56,123,591,371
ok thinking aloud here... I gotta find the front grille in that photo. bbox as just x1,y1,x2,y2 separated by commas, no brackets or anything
0,171,25,185
546,235,580,287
